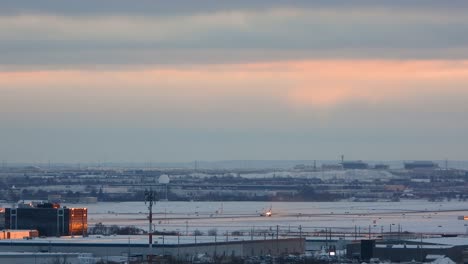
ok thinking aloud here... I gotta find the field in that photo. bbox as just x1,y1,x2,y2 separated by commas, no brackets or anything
63,200,468,235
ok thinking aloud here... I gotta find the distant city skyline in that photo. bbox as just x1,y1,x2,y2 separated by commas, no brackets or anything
1,1,468,163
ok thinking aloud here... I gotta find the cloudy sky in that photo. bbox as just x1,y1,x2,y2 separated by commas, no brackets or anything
1,1,468,163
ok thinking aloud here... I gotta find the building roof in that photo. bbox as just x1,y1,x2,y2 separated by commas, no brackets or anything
0,235,300,246
405,161,438,165
407,237,468,247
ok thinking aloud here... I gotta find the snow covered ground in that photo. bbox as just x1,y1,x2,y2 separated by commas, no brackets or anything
190,169,397,182
61,200,468,235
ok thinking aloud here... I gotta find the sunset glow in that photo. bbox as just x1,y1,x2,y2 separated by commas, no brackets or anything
1,60,467,113
1,1,468,162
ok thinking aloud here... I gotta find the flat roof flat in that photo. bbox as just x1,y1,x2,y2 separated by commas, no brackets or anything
0,235,300,246
407,237,468,246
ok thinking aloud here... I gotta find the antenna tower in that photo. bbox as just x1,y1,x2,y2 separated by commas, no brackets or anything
145,188,157,262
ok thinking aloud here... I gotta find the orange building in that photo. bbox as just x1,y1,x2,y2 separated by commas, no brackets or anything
3,203,87,237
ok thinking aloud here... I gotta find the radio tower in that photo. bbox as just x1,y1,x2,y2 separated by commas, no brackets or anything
145,188,157,262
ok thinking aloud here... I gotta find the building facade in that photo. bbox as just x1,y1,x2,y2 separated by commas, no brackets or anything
3,204,87,237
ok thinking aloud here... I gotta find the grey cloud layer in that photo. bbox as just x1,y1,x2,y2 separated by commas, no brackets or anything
1,1,468,162
3,0,468,15
1,4,468,67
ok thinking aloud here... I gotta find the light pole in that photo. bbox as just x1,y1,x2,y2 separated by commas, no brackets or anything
145,188,157,263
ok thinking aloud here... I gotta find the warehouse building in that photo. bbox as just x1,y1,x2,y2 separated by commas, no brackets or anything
347,237,468,263
404,161,439,170
0,235,304,260
341,161,369,170
0,252,93,264
1,203,87,237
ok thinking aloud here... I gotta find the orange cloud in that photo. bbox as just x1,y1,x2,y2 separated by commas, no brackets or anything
1,60,467,115
284,60,468,107
289,87,352,107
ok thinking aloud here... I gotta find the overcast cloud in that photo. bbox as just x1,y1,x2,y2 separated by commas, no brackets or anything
1,2,468,67
0,1,467,163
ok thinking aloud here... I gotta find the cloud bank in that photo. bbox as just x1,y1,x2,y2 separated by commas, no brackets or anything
1,4,468,68
1,1,467,162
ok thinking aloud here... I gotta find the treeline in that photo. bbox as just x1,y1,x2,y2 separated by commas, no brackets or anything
88,222,145,235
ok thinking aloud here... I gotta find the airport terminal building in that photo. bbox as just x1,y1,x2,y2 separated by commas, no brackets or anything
1,203,87,237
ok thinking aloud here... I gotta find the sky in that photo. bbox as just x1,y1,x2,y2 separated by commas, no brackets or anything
1,1,468,163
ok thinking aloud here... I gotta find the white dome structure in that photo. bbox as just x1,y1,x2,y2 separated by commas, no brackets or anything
158,175,170,201
158,174,170,184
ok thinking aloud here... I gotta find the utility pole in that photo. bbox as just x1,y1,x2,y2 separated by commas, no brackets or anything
299,225,303,252
128,237,131,259
82,210,86,237
145,188,156,263
398,224,401,240
419,232,423,261
177,234,180,258
276,225,279,255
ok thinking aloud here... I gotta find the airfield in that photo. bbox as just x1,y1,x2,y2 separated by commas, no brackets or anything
65,200,468,235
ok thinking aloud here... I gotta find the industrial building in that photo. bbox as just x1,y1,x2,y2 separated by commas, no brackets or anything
0,235,304,261
0,230,38,240
347,237,468,263
341,161,369,170
1,203,87,237
404,161,439,170
0,252,93,264
374,164,390,170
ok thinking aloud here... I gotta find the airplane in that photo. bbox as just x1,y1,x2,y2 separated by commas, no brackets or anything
260,205,272,217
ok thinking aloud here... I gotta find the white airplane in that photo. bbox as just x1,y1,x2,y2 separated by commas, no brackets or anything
260,205,272,217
